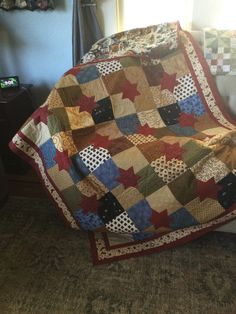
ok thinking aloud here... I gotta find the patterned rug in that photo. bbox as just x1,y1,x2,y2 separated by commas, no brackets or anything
0,196,236,314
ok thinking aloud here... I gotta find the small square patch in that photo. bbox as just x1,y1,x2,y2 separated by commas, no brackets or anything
115,114,141,135
127,199,153,231
96,60,123,76
79,145,111,172
40,139,57,169
93,158,120,190
92,97,114,124
76,65,100,83
74,209,104,230
106,212,139,233
97,192,125,224
158,103,181,126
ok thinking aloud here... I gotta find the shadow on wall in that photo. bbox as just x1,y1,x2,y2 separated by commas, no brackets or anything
31,84,51,109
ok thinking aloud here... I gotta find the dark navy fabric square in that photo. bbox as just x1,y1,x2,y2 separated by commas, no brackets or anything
158,103,181,126
76,65,100,84
92,97,114,124
168,123,197,136
93,158,120,190
170,208,198,230
68,164,85,184
179,94,206,117
217,173,236,209
115,114,141,135
74,209,104,231
97,192,124,223
71,153,90,179
40,139,56,169
127,200,153,230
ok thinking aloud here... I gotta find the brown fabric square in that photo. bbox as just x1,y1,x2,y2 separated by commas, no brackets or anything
168,169,197,205
143,63,164,86
96,120,123,140
108,136,134,156
138,140,165,162
102,70,127,95
57,86,83,107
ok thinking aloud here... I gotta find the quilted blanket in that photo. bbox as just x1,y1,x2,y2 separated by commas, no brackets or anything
10,22,236,245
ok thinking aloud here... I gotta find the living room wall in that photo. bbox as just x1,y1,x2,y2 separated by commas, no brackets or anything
0,0,73,107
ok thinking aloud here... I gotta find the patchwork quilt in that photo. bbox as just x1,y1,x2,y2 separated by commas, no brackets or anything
10,22,236,245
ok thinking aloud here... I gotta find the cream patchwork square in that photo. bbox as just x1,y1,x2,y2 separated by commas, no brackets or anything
146,185,182,214
111,93,136,118
191,153,231,183
137,109,165,128
47,88,65,109
124,66,149,89
55,74,79,89
115,187,144,210
150,86,177,108
21,120,51,147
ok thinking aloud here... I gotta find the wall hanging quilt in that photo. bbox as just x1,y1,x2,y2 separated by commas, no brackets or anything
204,28,236,75
0,0,54,10
10,22,236,264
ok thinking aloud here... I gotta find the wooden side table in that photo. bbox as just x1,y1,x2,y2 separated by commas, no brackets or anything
0,85,34,174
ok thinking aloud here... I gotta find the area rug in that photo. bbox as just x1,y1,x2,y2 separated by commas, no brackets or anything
0,196,236,314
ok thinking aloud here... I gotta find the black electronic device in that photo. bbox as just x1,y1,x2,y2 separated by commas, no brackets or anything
0,76,20,90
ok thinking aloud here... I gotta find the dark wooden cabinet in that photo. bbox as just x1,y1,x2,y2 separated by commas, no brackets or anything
0,85,34,174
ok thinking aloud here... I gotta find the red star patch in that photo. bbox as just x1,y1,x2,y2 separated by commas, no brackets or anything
160,141,185,161
32,106,50,125
53,149,72,171
81,195,99,214
92,133,111,149
178,112,197,128
150,210,172,229
196,178,222,202
160,72,179,92
122,79,140,102
137,123,155,136
77,95,97,113
117,167,140,189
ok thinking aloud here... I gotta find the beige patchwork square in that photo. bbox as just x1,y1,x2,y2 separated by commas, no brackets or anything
191,153,231,183
124,66,149,89
150,86,176,108
194,113,221,133
115,187,144,210
80,78,109,102
111,93,136,118
202,126,230,137
137,109,165,128
65,108,94,130
134,86,156,112
146,185,182,214
55,74,79,89
161,51,189,78
185,197,225,223
52,131,77,157
47,165,74,191
76,174,108,199
112,146,149,173
47,88,65,109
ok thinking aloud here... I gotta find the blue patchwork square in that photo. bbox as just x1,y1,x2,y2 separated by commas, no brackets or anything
93,158,120,190
179,94,206,117
68,164,85,184
76,65,100,84
127,200,153,230
158,103,181,125
168,123,197,136
40,139,56,169
71,153,90,177
74,209,104,230
170,208,198,230
115,114,141,135
132,232,155,241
